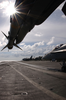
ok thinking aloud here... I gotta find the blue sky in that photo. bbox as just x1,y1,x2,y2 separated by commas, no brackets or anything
0,0,66,61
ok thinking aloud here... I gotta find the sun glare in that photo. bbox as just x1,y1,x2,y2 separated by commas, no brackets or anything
1,1,17,16
6,3,16,16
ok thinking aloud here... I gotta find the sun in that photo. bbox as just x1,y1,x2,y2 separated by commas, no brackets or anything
1,1,17,16
5,2,16,16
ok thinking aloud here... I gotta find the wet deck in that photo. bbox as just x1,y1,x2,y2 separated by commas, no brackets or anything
0,61,66,100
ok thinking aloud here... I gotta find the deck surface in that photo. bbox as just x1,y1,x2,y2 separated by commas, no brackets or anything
0,61,66,100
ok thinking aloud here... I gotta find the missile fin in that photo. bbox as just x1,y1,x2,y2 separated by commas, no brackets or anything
14,43,22,50
1,45,8,51
1,31,8,39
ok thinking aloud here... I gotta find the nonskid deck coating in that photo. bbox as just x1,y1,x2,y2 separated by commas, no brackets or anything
0,61,66,100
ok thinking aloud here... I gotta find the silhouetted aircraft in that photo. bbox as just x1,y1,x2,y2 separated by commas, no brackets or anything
23,56,33,61
1,0,66,50
43,44,66,72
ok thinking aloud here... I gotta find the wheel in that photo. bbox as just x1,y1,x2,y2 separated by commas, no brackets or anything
61,66,66,72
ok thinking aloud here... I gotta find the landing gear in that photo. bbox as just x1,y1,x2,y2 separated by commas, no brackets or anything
61,61,66,72
61,66,66,72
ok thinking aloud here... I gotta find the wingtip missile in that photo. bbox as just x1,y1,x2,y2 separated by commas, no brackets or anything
1,31,22,51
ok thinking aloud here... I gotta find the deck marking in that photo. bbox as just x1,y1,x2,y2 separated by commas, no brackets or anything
17,62,66,79
11,65,66,100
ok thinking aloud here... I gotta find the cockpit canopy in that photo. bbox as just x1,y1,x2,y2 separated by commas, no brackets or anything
53,44,64,51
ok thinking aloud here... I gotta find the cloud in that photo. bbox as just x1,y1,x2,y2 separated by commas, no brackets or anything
43,45,55,54
47,37,55,45
62,15,66,19
35,32,43,37
20,43,25,46
0,1,9,9
0,41,7,47
11,41,45,57
22,41,44,50
0,36,7,47
2,36,6,42
32,41,44,48
11,44,55,59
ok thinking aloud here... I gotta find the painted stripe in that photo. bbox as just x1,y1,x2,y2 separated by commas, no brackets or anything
11,65,66,100
17,62,66,80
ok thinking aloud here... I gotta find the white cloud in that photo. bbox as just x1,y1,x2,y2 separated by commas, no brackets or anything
0,41,7,47
47,37,55,45
43,45,55,54
11,44,55,59
22,41,44,50
2,37,6,42
62,15,66,19
8,41,44,53
32,41,44,48
0,36,7,47
20,43,25,46
0,1,9,9
35,32,43,37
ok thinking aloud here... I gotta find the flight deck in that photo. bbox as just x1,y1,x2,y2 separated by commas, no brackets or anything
0,61,66,100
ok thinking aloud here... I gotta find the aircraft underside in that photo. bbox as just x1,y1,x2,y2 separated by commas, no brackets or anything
1,0,66,51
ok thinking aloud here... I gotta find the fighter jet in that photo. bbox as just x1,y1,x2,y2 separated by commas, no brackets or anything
1,0,66,50
43,44,66,72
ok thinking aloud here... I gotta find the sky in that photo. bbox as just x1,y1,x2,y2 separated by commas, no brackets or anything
0,0,66,61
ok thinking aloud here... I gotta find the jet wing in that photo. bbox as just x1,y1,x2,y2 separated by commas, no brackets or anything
27,0,65,25
52,49,66,53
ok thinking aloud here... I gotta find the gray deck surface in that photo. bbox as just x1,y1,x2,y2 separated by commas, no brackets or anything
0,61,66,100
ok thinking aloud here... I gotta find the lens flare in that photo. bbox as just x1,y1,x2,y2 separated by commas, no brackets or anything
6,3,16,16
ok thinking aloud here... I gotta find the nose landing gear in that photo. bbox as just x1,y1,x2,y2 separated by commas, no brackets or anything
61,61,66,72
